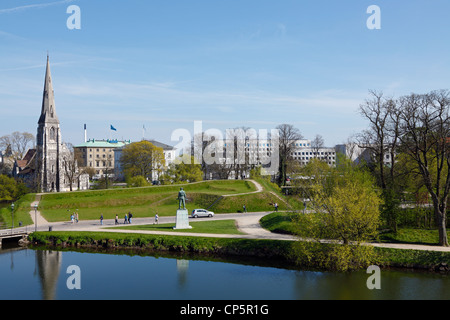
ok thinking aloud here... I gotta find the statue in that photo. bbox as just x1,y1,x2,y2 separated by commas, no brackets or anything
177,187,187,210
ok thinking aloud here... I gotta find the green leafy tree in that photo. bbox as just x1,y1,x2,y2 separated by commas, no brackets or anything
163,156,203,184
0,175,28,202
120,141,165,181
293,158,382,271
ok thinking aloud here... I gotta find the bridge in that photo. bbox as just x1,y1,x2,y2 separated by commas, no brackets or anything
0,229,30,247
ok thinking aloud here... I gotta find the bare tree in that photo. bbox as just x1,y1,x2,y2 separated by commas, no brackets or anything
276,124,303,186
356,90,395,189
311,134,325,159
62,143,80,192
0,132,35,160
394,90,450,247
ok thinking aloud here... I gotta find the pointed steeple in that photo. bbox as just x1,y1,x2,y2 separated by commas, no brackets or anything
39,54,59,124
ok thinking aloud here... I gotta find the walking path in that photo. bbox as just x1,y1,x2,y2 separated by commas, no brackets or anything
20,181,450,253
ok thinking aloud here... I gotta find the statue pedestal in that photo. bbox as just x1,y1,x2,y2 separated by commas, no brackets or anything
173,209,192,230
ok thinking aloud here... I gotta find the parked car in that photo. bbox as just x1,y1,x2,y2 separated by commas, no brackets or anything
191,209,214,218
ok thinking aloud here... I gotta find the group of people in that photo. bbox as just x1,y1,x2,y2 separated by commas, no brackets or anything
70,211,79,223
113,212,133,225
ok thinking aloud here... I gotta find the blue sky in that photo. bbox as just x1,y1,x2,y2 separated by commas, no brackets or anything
1,0,450,147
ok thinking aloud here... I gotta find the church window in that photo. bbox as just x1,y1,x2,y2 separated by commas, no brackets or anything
49,127,56,141
50,106,54,118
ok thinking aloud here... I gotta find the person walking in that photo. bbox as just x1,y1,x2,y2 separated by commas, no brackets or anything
128,212,133,224
243,204,247,213
115,214,119,225
75,211,79,223
100,214,104,225
274,203,278,212
154,213,159,225
124,213,128,224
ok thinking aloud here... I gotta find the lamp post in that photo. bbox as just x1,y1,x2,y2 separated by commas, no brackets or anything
34,203,38,232
11,203,15,234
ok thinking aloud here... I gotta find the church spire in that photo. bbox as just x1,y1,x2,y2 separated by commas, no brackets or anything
39,55,58,124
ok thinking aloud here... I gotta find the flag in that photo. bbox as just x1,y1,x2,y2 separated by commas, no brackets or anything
110,125,117,131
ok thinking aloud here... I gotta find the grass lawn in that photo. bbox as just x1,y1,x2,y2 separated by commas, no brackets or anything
378,228,450,246
39,180,256,222
109,219,245,235
38,180,273,222
260,212,450,246
0,193,35,228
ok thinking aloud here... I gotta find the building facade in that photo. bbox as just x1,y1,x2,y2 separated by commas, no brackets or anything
74,139,131,178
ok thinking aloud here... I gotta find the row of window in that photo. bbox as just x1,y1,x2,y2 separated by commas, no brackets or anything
89,161,112,168
292,151,336,156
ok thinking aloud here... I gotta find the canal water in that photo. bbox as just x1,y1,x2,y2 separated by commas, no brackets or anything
0,246,449,300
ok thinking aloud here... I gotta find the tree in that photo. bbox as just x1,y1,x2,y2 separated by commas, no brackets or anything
276,124,303,186
394,90,450,247
311,134,325,159
163,156,203,184
0,175,28,202
297,157,382,244
357,90,401,232
61,143,80,192
0,132,35,160
120,141,165,181
292,157,382,271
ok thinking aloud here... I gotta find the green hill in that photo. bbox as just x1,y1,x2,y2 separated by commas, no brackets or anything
37,180,285,222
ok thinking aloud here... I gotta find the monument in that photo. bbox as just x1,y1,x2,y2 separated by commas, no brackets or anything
173,187,192,230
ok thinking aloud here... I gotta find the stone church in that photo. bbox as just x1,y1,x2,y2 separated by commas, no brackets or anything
14,56,89,192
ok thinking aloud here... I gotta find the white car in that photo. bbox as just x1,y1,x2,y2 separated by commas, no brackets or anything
191,209,214,218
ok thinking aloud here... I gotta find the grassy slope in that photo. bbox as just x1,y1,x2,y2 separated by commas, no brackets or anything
0,193,35,228
38,180,276,222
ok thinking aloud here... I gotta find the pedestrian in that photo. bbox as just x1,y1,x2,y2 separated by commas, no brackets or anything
115,214,119,225
100,214,103,225
128,212,133,224
124,213,128,224
75,211,79,223
155,213,159,225
71,214,74,224
243,204,247,213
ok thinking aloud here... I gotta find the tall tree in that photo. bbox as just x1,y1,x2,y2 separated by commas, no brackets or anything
357,90,401,231
394,90,450,247
276,124,303,186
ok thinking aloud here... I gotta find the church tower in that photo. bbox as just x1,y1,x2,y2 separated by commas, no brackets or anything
36,55,64,192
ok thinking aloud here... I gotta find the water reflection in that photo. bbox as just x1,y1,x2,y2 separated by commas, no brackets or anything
177,259,189,288
35,250,62,300
1,247,449,300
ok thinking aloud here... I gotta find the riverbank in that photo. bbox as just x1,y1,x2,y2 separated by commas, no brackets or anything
28,231,450,273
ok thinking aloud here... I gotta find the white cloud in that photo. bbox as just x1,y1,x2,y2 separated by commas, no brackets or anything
0,0,76,15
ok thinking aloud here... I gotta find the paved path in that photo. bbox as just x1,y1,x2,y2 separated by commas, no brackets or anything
18,181,450,252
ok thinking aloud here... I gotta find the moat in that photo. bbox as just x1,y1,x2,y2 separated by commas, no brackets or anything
1,246,449,300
